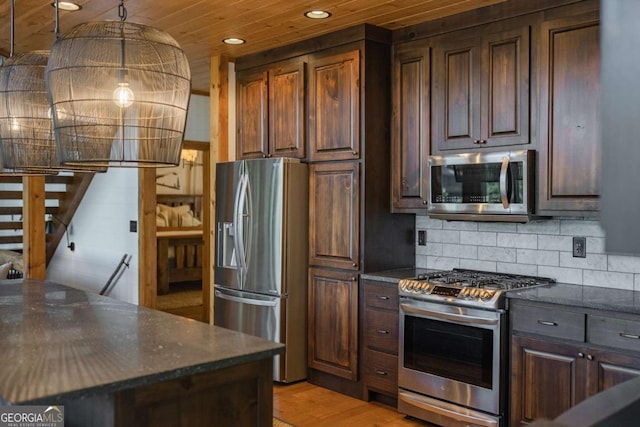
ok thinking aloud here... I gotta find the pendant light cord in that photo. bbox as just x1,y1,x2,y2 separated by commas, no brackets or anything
9,0,14,56
54,0,60,39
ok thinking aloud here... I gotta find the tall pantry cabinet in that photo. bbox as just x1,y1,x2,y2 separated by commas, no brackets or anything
235,25,415,399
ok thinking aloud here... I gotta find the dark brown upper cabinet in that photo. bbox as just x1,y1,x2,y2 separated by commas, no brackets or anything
309,161,360,271
236,58,306,159
391,40,431,212
432,22,530,152
308,49,360,162
537,10,600,215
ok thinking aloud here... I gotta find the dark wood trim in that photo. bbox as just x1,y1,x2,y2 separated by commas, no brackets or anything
190,89,209,97
236,24,390,71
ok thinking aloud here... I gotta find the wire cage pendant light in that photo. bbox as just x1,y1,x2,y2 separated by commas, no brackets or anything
0,50,58,175
0,0,55,176
0,1,105,175
46,2,192,168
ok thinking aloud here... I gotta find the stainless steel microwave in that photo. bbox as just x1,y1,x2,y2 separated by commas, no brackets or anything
427,150,535,222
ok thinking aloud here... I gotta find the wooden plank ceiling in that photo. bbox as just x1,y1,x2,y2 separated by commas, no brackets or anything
0,0,505,94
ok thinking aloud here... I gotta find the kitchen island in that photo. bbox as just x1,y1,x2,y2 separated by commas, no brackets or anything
0,279,283,426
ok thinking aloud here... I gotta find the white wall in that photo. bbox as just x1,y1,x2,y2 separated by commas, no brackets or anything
47,168,140,304
415,215,640,291
185,94,210,142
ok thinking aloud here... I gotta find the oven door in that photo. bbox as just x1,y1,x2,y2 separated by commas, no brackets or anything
398,298,505,417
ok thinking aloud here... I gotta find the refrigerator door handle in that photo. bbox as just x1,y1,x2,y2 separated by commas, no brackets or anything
214,290,278,307
235,173,249,277
243,172,253,273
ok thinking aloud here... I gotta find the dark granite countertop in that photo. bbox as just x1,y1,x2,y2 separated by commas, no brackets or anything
0,280,283,405
507,282,640,315
360,268,431,284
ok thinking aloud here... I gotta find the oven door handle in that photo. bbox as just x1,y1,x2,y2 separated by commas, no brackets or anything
401,302,500,326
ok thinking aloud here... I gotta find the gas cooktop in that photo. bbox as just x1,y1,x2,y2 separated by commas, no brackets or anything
398,269,555,309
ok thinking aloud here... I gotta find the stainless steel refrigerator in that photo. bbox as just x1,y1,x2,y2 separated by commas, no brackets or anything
214,157,308,383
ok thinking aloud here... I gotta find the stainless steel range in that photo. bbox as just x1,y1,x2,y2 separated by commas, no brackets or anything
398,269,554,427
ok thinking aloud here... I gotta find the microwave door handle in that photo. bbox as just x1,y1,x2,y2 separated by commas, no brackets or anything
499,156,510,209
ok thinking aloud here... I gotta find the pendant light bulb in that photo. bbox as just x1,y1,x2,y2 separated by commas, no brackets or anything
113,82,134,108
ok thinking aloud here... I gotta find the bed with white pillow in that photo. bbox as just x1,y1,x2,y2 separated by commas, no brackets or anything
155,195,203,295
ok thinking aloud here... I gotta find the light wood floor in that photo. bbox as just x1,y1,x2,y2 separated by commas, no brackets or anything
273,382,429,427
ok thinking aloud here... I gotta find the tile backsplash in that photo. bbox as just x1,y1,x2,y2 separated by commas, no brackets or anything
415,215,640,291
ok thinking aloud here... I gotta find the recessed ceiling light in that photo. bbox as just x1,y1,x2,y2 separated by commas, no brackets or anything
50,1,82,11
304,10,331,19
223,37,246,45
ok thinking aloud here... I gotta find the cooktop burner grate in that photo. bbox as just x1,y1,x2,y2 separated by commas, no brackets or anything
400,268,555,309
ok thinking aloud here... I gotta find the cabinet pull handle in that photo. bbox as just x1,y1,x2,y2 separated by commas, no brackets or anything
376,295,390,300
537,320,558,327
578,352,585,358
377,329,390,334
374,370,388,376
620,333,640,340
587,354,594,361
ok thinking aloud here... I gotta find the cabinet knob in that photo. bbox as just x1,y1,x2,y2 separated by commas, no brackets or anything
473,139,480,144
480,139,487,144
578,352,585,358
423,200,428,205
351,277,357,282
352,151,358,156
587,354,594,361
262,153,267,158
352,262,357,267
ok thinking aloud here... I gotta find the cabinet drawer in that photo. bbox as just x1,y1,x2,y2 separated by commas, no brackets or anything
511,303,585,342
363,282,399,311
589,314,640,353
364,348,398,395
364,309,399,353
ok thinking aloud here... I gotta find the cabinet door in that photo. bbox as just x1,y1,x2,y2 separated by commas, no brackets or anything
236,69,268,159
433,32,481,151
309,161,360,270
269,59,306,159
482,25,530,147
308,268,359,380
586,349,640,396
392,41,430,212
309,50,360,162
511,335,588,426
537,13,600,213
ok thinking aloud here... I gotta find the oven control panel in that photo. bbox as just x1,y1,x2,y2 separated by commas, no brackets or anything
398,279,500,308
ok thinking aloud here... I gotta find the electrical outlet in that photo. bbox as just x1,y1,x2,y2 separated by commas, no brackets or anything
573,236,586,258
418,230,427,246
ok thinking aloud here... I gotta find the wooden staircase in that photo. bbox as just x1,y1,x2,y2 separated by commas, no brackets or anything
0,173,95,264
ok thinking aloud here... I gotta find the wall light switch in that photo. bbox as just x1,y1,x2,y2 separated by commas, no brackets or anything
130,220,137,233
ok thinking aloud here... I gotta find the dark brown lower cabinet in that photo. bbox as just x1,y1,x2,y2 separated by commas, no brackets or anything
361,279,399,404
308,268,359,381
511,334,640,426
